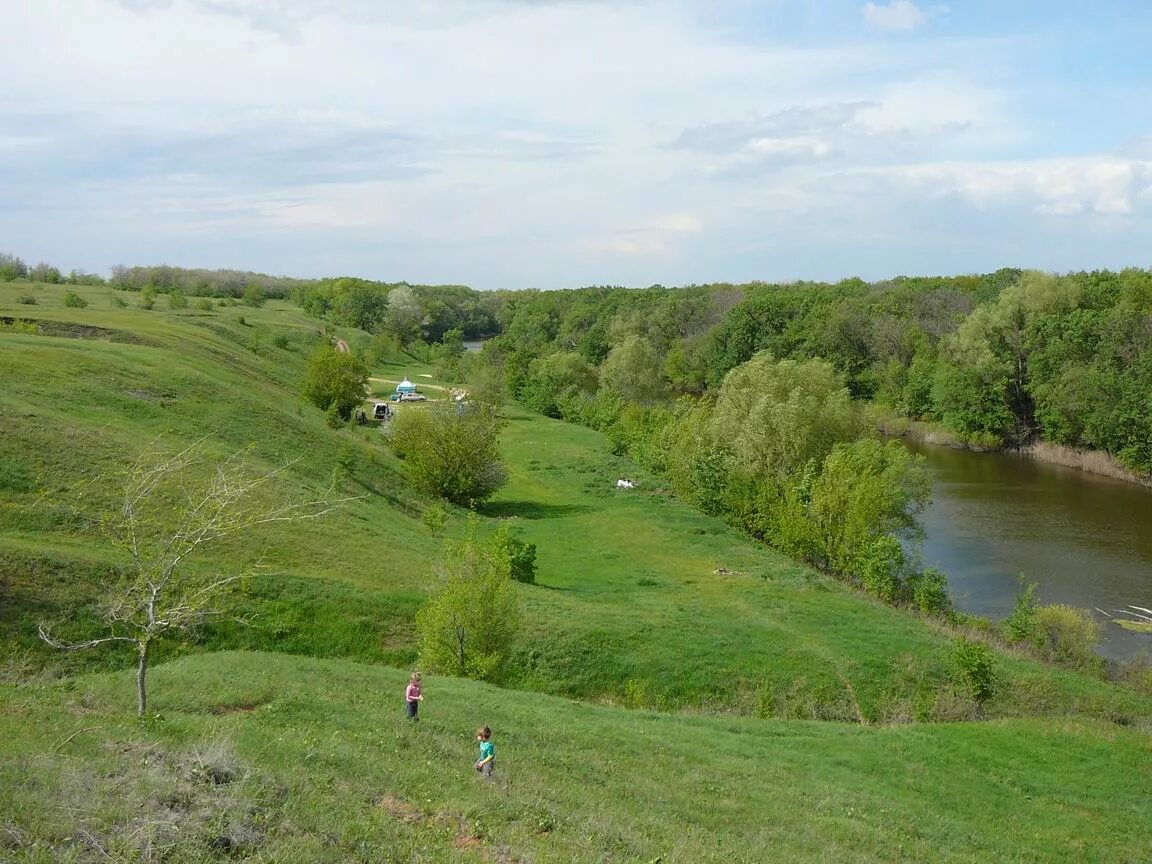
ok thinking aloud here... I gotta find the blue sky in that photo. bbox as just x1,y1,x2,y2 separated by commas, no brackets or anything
2,0,1151,289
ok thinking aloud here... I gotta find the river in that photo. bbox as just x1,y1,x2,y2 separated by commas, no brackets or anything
905,440,1152,661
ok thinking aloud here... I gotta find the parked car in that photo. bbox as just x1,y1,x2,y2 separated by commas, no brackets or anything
398,392,427,402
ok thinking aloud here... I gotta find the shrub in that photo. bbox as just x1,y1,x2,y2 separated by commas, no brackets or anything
1033,604,1102,668
243,283,266,307
196,298,214,311
417,524,520,681
422,502,449,537
303,344,369,421
169,289,188,310
908,567,951,616
390,403,507,506
951,638,998,708
272,333,290,350
853,535,907,604
62,291,88,308
1002,580,1039,644
140,286,157,310
110,295,128,309
488,525,537,584
16,294,36,305
238,315,247,326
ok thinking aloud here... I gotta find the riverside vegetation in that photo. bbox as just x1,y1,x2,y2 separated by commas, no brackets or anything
2,274,1152,861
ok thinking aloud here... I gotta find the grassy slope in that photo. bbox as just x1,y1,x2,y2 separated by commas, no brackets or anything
2,281,1152,860
491,406,1152,722
0,281,436,674
2,652,1150,863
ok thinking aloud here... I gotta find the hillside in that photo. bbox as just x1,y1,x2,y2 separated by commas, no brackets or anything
4,651,1151,863
2,280,1152,861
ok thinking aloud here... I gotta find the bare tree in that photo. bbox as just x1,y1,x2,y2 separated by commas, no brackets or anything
39,440,348,716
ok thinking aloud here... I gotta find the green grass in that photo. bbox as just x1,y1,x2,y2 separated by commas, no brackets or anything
3,280,1152,861
488,405,1152,722
0,280,438,677
2,651,1150,863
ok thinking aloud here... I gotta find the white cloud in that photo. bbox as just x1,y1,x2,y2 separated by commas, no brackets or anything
1,0,1149,287
863,1,928,33
794,157,1152,220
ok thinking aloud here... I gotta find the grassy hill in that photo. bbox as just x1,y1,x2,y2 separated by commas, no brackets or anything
4,652,1151,863
2,280,1151,861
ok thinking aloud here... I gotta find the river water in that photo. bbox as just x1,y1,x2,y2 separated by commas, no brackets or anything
905,441,1152,660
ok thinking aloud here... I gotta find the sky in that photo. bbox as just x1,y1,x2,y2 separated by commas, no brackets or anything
2,0,1151,290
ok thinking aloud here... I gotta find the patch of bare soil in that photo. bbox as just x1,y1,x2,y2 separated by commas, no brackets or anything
0,317,152,345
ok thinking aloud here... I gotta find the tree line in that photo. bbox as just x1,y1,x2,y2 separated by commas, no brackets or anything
9,250,1150,472
473,268,1152,476
435,267,1152,625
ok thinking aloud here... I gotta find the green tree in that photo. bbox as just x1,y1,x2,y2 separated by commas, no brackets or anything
384,285,424,345
952,638,998,710
600,335,666,405
520,351,599,417
243,282,266,307
488,524,537,584
30,262,63,283
806,439,930,579
422,502,449,537
333,280,389,331
466,361,507,413
390,402,507,505
0,253,29,281
712,352,861,485
416,524,520,681
303,344,369,420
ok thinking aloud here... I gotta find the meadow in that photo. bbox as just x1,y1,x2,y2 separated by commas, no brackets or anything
2,280,1151,861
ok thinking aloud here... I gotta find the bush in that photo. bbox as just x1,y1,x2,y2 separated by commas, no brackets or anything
417,524,520,681
853,535,907,604
1033,604,1102,668
422,502,449,537
951,638,998,708
62,291,88,308
15,294,36,305
169,289,188,310
391,403,507,505
243,283,266,307
489,525,537,584
908,567,951,616
196,298,214,311
110,295,128,309
272,333,290,350
1002,580,1039,644
140,286,157,310
303,344,369,421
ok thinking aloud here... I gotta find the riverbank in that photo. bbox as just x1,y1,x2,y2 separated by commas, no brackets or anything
870,407,1152,488
1021,441,1152,488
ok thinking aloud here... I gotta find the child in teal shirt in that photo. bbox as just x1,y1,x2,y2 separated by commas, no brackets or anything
474,726,495,779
